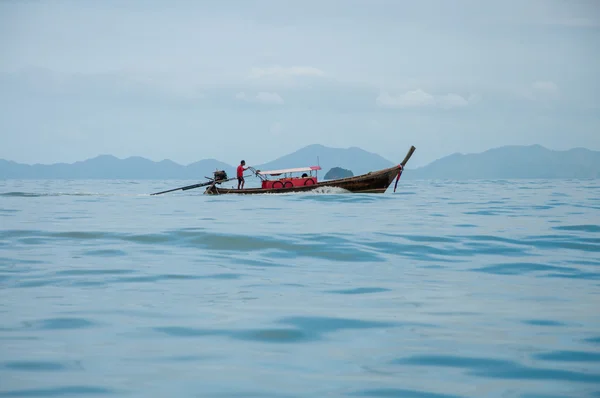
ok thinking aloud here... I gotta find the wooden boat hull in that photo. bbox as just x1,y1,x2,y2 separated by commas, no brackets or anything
204,145,416,195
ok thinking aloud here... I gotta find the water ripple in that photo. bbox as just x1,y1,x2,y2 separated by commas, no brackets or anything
325,287,391,295
392,355,600,384
532,350,600,362
553,224,600,233
13,318,98,331
472,262,575,275
522,320,568,327
584,337,600,345
1,361,72,371
0,386,116,396
347,389,465,398
153,315,421,344
346,388,461,398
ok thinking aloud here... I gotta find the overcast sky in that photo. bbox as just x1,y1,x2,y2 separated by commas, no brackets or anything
1,0,599,167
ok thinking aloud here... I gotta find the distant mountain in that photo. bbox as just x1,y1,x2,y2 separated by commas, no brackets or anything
404,145,600,180
2,144,599,180
0,144,395,180
0,155,233,180
253,144,395,177
324,167,354,180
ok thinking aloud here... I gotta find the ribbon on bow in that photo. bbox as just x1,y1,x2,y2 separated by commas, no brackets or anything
393,165,404,193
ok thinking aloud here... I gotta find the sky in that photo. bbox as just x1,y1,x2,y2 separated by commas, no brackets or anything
1,0,599,168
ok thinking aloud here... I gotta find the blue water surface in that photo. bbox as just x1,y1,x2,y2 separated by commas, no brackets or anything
0,179,599,397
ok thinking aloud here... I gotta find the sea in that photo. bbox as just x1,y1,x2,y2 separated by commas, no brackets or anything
0,178,599,398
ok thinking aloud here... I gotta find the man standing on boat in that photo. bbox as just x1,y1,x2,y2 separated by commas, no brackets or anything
237,160,249,189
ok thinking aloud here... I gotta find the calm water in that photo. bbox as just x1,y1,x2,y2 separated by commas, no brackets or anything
1,179,599,398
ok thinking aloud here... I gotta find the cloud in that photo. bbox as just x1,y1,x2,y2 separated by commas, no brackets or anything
532,81,559,97
235,91,284,104
376,89,473,109
256,92,284,104
377,89,435,108
518,81,560,101
249,66,325,79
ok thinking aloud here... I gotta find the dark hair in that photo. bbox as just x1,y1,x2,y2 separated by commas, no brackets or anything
241,160,245,164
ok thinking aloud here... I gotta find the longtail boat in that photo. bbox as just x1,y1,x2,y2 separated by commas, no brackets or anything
151,145,415,196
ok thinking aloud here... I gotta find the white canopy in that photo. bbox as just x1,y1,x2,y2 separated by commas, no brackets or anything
257,166,322,176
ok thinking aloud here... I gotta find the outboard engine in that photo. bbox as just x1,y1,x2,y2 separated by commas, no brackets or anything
213,170,228,181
